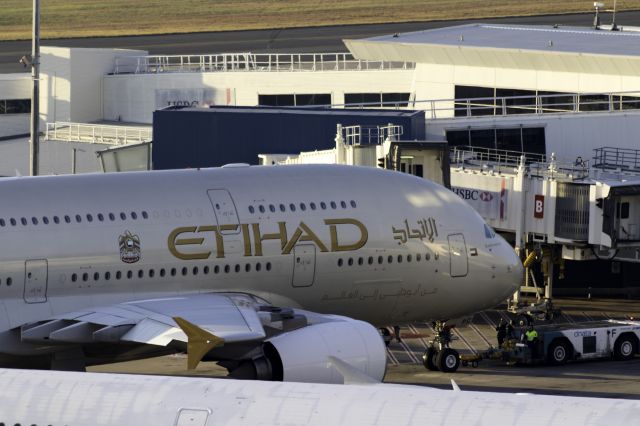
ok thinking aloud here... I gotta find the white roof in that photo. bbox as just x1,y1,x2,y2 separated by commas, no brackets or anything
344,24,640,75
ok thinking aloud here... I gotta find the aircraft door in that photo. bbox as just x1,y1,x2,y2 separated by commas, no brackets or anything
207,189,240,235
175,408,210,426
447,233,468,278
292,245,316,287
24,259,48,303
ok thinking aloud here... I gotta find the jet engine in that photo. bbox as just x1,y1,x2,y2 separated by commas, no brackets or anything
228,318,387,383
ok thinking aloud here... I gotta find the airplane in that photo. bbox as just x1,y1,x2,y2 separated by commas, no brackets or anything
0,366,638,425
0,164,522,379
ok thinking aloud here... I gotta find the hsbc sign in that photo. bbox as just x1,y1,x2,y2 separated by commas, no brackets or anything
451,183,507,220
452,188,494,202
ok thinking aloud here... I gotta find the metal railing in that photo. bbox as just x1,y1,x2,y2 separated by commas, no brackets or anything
342,124,403,146
419,91,640,119
450,146,590,179
113,52,414,74
593,147,640,172
45,122,152,145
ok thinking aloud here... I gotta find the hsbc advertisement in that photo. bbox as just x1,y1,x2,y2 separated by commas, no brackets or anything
451,179,508,220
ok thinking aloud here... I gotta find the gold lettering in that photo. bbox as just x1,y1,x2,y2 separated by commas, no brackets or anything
282,221,329,254
241,224,252,256
168,226,210,260
325,218,368,252
252,222,288,256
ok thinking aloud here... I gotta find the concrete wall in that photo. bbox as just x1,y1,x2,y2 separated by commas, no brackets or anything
0,73,30,99
104,69,414,124
40,47,147,127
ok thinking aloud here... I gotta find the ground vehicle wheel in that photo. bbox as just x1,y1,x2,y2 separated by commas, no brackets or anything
614,334,637,360
436,348,460,373
423,347,439,371
547,339,571,365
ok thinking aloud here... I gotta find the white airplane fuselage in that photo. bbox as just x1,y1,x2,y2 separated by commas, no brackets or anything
0,165,521,363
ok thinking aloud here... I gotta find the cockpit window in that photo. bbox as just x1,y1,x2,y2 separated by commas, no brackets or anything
484,224,496,239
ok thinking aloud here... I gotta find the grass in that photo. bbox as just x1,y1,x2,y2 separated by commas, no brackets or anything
1,0,639,41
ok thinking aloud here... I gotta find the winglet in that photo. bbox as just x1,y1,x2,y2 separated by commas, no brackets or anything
173,317,225,370
451,379,461,392
327,356,380,385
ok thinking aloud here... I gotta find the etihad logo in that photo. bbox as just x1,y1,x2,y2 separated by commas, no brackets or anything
119,230,141,263
168,218,368,260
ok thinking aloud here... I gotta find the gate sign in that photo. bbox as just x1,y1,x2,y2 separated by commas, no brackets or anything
534,195,544,219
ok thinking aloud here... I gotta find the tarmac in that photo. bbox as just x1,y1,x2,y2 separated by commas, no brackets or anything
89,297,640,399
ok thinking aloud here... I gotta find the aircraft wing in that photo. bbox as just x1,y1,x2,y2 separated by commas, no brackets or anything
17,292,388,382
21,293,270,347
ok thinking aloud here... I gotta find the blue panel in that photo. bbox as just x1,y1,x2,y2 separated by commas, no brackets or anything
152,106,425,169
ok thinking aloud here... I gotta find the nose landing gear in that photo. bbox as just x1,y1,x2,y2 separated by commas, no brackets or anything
422,321,460,372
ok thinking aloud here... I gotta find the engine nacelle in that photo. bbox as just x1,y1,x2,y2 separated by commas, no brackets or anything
230,317,387,384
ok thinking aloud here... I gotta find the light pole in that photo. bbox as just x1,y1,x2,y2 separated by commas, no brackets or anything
29,0,40,176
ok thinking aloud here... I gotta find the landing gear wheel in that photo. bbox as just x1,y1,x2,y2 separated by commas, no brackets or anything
423,347,439,371
614,335,637,361
436,348,460,373
547,340,570,365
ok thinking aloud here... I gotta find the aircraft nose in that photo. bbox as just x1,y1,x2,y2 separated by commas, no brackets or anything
497,239,523,296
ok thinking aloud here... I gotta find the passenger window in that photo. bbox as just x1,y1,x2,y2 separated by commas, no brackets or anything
97,213,104,221
21,217,27,226
279,204,286,212
31,217,38,225
109,213,116,221
378,256,383,264
289,203,296,212
142,211,149,219
86,214,93,222
42,216,49,224
204,266,210,274
149,269,155,278
75,215,81,223
234,264,240,273
181,267,187,276
105,271,111,280
0,219,5,226
214,265,220,274
310,202,316,210
300,203,306,211
350,200,357,208
245,263,251,272
425,253,431,261
388,255,393,263
160,268,166,277
320,202,327,210
93,272,99,280
397,255,403,263
368,256,373,265
249,206,255,214
127,271,133,279
71,273,77,282
330,201,337,209
259,205,265,213
10,218,16,226
256,263,262,271
131,212,138,220
348,258,353,266
120,212,126,220
224,265,230,273
269,205,276,213
266,262,272,271
138,270,144,278
53,216,60,224
358,257,363,265
82,273,88,281
341,201,347,209
6,277,11,286
338,259,343,267
192,266,198,275
116,271,122,279
407,254,412,262
416,253,422,261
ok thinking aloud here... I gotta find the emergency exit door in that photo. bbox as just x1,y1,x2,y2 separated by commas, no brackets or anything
292,245,316,287
447,234,468,278
24,259,48,303
207,189,240,235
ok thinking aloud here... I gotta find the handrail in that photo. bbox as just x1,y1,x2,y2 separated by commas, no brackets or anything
45,122,152,145
113,52,414,75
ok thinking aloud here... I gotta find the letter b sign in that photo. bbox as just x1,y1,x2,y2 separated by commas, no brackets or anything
534,195,544,219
